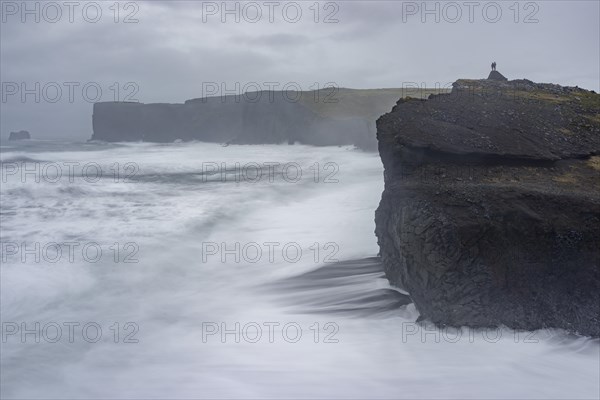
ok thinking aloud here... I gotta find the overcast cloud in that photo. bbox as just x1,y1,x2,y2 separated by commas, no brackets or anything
1,0,598,139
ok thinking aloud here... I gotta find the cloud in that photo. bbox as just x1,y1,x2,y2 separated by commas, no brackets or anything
1,0,598,139
232,33,309,47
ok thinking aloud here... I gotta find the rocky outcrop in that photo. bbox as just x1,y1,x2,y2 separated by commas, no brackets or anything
91,88,443,151
488,70,508,81
375,78,600,336
8,130,30,140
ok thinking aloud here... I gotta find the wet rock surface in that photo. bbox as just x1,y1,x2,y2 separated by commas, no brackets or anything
268,257,413,317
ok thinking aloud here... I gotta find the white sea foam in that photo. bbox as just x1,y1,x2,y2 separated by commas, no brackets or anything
1,141,598,399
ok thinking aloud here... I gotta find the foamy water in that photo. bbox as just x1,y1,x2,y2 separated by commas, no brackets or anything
1,141,598,399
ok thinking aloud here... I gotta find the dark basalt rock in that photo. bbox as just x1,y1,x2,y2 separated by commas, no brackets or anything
487,70,508,81
375,78,600,336
8,130,31,140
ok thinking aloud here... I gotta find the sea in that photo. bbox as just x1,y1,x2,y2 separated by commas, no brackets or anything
1,140,598,399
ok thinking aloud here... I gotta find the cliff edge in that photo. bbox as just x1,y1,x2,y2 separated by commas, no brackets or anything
375,76,600,336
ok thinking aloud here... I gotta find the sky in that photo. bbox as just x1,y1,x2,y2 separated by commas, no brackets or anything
1,0,599,139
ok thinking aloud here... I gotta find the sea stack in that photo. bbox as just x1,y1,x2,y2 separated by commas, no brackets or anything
8,130,31,141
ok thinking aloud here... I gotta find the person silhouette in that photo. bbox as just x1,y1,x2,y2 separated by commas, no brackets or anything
492,62,497,71
491,62,494,71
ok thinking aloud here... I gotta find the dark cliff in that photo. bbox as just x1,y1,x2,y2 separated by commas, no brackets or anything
91,88,444,151
8,130,31,140
375,77,600,336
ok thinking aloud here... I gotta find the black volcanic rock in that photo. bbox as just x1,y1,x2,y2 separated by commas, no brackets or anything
8,130,30,140
375,78,600,336
487,70,508,81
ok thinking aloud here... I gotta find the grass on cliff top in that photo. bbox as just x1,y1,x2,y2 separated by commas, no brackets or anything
298,87,449,118
551,157,600,193
587,156,600,171
455,79,600,109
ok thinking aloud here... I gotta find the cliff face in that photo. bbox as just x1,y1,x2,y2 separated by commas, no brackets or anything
375,77,600,336
91,96,314,145
92,88,441,150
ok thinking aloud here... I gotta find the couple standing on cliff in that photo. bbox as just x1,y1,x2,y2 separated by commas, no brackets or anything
491,61,497,71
